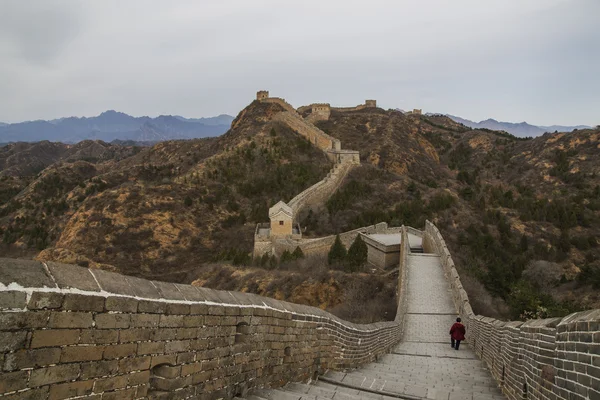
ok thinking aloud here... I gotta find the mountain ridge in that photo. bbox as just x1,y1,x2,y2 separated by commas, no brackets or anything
444,114,591,137
0,111,235,144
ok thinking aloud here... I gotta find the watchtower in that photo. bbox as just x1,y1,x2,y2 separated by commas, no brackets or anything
257,90,269,101
268,201,293,237
310,103,331,121
365,100,377,108
413,109,422,115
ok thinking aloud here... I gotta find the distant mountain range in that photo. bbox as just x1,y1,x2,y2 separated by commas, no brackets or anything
443,115,591,137
0,111,234,144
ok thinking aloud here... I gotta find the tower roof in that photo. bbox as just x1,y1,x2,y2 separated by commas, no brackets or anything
268,201,293,219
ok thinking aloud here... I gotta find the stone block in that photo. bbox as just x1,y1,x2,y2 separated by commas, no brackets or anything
0,387,49,400
0,370,29,394
46,261,100,291
138,300,166,314
103,343,137,359
125,275,161,299
119,328,152,343
49,311,93,328
159,315,184,328
0,258,55,288
0,331,28,352
137,341,165,355
62,293,105,312
150,354,177,368
0,291,27,309
174,283,206,301
0,311,49,330
61,345,105,362
48,380,94,400
105,296,138,313
30,329,80,348
29,364,81,387
95,313,131,329
4,348,61,371
166,303,190,315
80,329,119,344
92,375,128,392
129,313,160,328
165,340,190,353
28,292,64,310
90,268,135,296
101,387,136,400
118,355,151,372
80,360,119,379
128,370,151,386
153,364,181,379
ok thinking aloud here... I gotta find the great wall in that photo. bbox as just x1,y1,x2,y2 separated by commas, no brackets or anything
0,92,598,400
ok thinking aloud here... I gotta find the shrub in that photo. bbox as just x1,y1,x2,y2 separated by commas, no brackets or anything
347,235,368,271
328,235,347,265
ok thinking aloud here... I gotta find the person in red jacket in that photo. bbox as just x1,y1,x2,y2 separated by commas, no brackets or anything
449,317,466,350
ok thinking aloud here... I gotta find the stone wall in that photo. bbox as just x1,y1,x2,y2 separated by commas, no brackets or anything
273,112,341,152
0,258,406,400
260,98,299,116
288,162,353,216
423,221,600,400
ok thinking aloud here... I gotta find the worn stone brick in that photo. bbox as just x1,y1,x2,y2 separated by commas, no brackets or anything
190,303,209,315
165,340,190,353
177,327,198,339
92,375,128,392
90,268,135,296
62,293,105,312
1,387,49,400
176,352,195,364
137,300,166,314
119,328,152,343
48,380,94,400
80,360,119,379
166,303,190,315
105,296,138,313
129,314,159,328
0,291,27,309
101,387,137,400
80,329,119,344
28,292,64,310
118,355,151,372
103,343,137,359
152,281,185,301
137,341,165,355
135,384,149,398
46,261,100,291
4,348,61,371
150,375,192,391
0,331,28,352
48,311,93,328
150,328,177,341
95,313,130,329
0,311,49,330
0,370,29,394
29,364,81,387
61,345,104,362
0,259,55,288
159,314,185,328
128,370,151,386
153,364,181,379
30,329,79,348
183,315,204,328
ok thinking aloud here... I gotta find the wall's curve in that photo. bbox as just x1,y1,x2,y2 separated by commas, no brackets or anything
0,257,406,399
423,221,600,400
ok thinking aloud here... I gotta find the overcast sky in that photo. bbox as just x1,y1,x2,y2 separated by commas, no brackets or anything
0,0,598,126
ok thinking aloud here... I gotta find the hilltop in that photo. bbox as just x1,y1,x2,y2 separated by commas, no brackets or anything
0,95,598,322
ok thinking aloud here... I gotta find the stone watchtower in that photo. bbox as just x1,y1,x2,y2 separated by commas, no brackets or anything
257,90,269,101
365,100,377,108
310,103,331,121
268,201,293,237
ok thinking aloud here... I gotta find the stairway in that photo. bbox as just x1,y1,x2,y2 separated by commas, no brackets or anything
242,254,505,400
409,246,424,254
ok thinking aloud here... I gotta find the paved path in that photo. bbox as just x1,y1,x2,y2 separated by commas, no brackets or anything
243,253,505,400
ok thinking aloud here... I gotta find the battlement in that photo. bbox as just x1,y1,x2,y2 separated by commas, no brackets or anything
0,258,404,399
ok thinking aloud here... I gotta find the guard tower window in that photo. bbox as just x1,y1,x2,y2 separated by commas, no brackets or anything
279,221,284,225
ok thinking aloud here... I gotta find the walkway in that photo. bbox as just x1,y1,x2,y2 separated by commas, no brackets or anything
243,253,504,400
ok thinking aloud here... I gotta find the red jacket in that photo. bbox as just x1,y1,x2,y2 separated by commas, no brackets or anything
450,322,466,341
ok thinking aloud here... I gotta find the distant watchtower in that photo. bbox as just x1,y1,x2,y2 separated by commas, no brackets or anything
365,100,377,108
310,103,331,121
413,109,422,115
268,201,293,237
257,90,269,101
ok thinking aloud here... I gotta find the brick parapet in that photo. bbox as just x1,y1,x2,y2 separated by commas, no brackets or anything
423,220,600,400
0,258,405,399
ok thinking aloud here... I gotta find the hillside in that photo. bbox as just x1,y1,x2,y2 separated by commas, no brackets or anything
1,99,598,322
0,111,234,143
